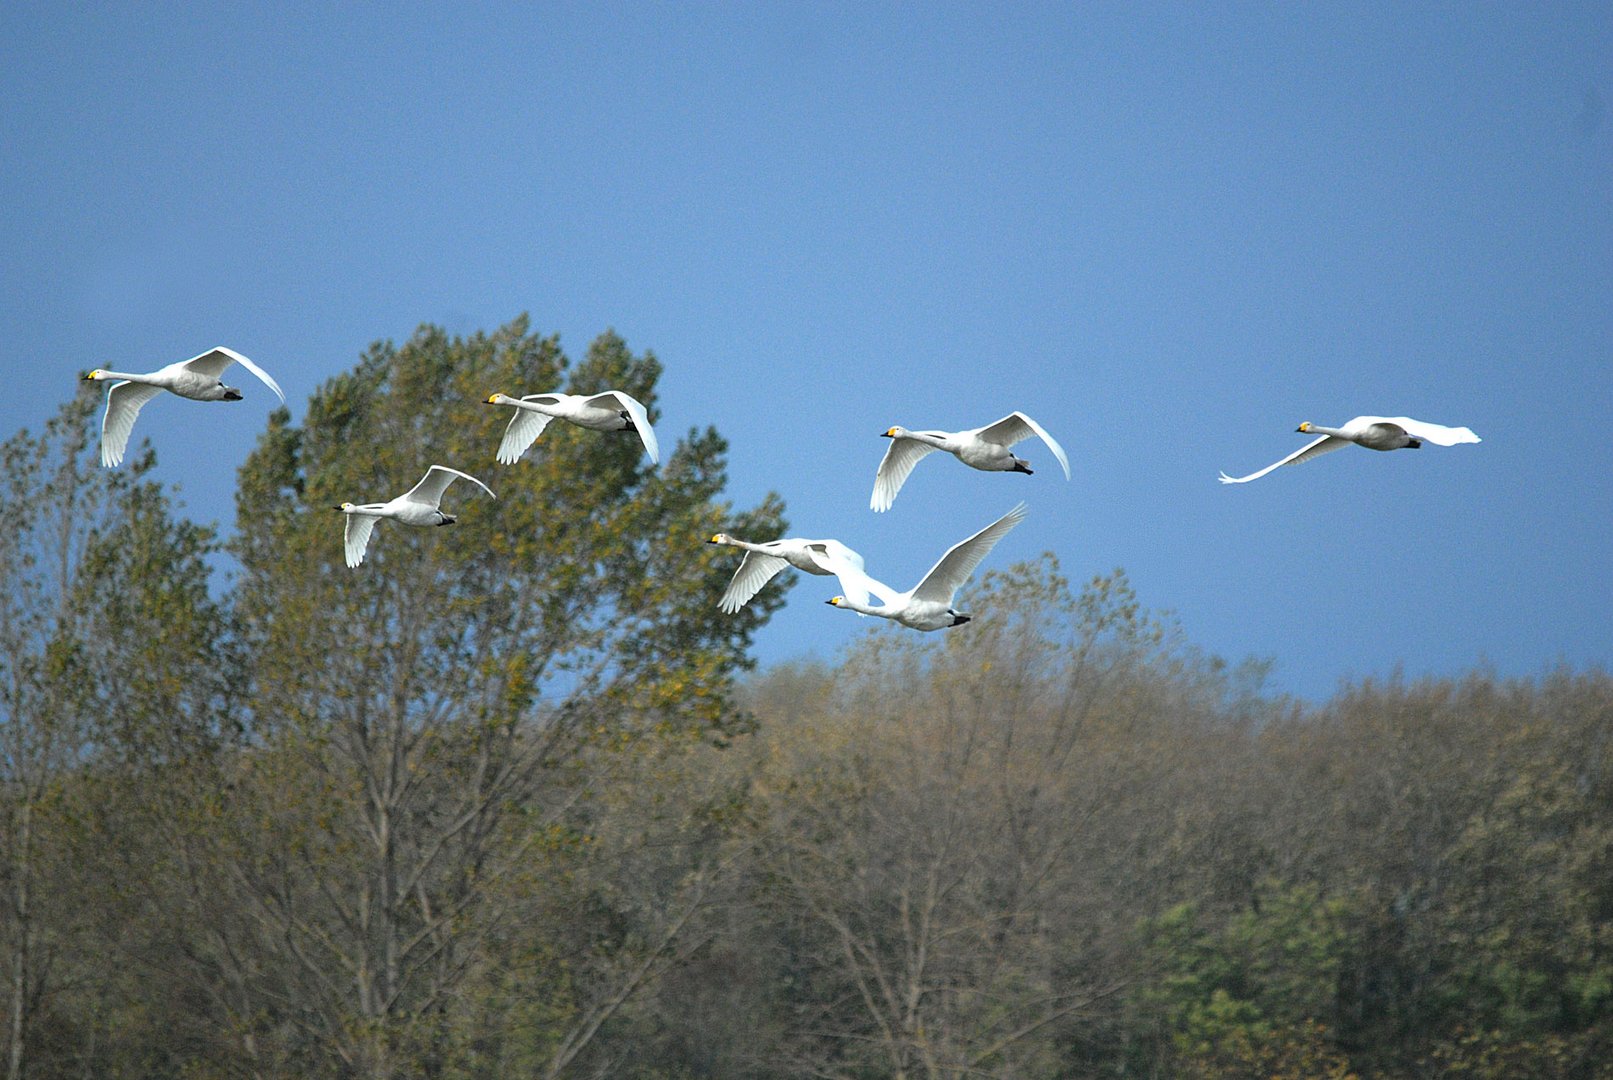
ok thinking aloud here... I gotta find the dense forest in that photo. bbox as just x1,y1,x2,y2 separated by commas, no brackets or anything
3,321,1609,1078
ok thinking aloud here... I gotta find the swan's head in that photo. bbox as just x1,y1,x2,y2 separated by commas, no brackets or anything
882,426,905,439
333,502,356,512
83,369,106,381
1297,422,1313,433
827,596,846,607
484,393,510,405
708,533,732,545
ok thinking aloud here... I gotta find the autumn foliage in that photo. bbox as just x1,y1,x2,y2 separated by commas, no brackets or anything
2,320,1608,1078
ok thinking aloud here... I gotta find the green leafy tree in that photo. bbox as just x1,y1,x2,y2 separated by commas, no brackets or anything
204,318,783,1077
1136,884,1355,1078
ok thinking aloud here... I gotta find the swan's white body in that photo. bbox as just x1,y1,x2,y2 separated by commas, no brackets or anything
335,465,495,568
872,412,1069,512
1218,416,1481,484
708,534,879,614
82,346,286,467
485,391,659,464
826,502,1028,631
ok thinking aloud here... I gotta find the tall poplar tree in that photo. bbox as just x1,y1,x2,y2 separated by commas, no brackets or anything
214,317,784,1076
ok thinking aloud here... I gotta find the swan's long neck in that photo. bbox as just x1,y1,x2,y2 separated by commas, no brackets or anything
839,568,902,608
92,369,157,384
507,396,561,415
1302,424,1350,439
830,595,887,618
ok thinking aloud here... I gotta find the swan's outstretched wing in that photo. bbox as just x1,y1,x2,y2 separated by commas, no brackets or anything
181,347,286,402
803,540,897,608
98,381,164,468
871,436,940,512
718,552,792,614
1376,416,1481,446
344,513,379,568
976,412,1071,479
1218,435,1349,484
583,391,659,464
402,465,496,507
909,502,1028,604
497,399,557,464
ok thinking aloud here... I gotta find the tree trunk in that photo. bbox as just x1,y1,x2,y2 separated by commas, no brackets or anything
6,798,33,1080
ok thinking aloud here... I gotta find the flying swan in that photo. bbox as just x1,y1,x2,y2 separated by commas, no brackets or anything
334,465,495,568
707,533,880,614
872,412,1069,512
484,391,659,465
825,502,1028,631
1218,416,1481,484
81,346,286,467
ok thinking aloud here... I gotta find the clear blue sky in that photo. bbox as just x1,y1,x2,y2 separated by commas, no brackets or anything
4,3,1609,699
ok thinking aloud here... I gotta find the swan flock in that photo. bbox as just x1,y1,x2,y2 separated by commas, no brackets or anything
80,346,1480,629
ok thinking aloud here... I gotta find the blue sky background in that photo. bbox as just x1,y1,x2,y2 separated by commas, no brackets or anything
3,2,1609,699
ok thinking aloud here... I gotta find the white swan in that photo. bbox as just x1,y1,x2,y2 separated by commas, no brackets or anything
334,465,495,568
826,502,1028,631
872,412,1069,512
484,391,659,465
81,346,286,467
1218,416,1481,484
707,533,879,614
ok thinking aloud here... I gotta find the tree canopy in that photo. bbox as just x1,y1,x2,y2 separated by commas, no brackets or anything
2,318,1608,1079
